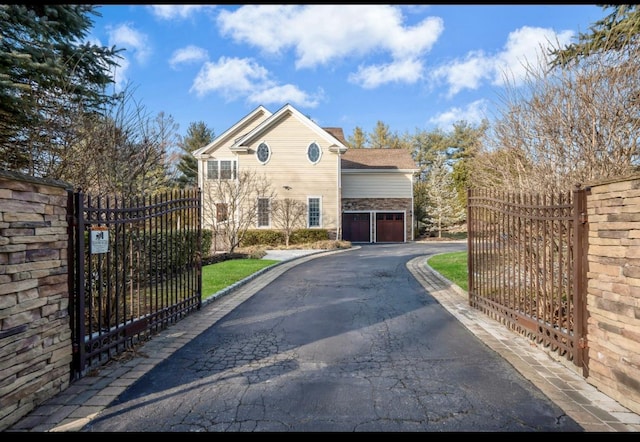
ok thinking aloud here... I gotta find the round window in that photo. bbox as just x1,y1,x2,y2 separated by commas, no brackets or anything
307,142,320,163
257,142,270,163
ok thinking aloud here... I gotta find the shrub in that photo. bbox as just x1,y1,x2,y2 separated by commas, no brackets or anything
290,229,329,244
309,239,351,250
202,229,213,257
241,229,285,246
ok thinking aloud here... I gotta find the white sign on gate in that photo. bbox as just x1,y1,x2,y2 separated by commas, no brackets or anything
90,226,109,254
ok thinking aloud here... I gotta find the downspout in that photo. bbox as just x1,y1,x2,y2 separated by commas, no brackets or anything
197,155,204,219
337,147,341,240
411,171,415,241
197,156,203,190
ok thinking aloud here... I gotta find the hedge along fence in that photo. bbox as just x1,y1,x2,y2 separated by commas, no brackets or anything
82,228,202,283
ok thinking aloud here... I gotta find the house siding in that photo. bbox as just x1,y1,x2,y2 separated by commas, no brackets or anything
342,173,413,198
229,113,341,233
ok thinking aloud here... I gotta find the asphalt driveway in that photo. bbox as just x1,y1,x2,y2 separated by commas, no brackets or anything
80,242,582,432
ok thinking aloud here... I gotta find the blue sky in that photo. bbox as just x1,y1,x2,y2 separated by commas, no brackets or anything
88,4,604,140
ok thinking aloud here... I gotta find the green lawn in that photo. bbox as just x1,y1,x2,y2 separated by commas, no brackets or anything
202,259,279,299
427,251,468,291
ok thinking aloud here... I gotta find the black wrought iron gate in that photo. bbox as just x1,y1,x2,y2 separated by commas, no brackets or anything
68,189,202,379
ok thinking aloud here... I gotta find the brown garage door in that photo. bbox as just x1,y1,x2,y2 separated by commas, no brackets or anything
342,213,370,242
376,212,404,242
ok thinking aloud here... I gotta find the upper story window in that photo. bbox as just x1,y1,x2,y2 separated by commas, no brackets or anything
220,160,234,179
256,142,271,164
207,159,237,180
307,142,321,164
207,160,218,179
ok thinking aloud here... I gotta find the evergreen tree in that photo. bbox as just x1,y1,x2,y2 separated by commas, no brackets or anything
412,180,430,238
346,126,368,148
424,153,465,238
410,127,449,180
410,121,485,230
176,121,215,188
0,5,121,175
448,120,488,207
550,4,640,67
369,120,398,148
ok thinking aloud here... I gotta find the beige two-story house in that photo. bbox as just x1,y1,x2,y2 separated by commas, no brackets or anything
194,103,418,244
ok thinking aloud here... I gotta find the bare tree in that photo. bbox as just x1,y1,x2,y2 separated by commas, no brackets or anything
271,197,307,246
202,169,276,253
57,85,177,199
471,38,640,193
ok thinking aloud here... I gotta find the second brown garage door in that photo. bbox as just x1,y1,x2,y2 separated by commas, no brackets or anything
376,212,404,242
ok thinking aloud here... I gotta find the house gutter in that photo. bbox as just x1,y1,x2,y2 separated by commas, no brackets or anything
329,144,344,240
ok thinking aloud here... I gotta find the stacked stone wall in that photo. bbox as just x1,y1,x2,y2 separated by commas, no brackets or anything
0,170,73,431
586,174,640,415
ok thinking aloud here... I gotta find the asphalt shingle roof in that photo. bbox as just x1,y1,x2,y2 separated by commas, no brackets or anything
341,148,418,170
322,127,347,145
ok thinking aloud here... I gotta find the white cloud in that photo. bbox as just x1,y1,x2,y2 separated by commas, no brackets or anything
170,46,209,70
216,5,296,55
349,58,424,89
216,5,443,87
248,84,323,108
430,26,576,97
190,56,321,108
428,99,489,131
108,23,151,64
431,51,494,98
150,5,213,20
190,57,271,99
104,23,151,91
492,26,574,87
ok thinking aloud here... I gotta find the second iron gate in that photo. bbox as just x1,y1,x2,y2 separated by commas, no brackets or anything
466,186,589,376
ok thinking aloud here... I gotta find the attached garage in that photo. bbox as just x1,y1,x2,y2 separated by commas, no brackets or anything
340,148,419,244
342,211,405,243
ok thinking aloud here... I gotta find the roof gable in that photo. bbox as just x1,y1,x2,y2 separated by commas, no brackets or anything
231,103,348,153
341,148,418,171
193,105,271,157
